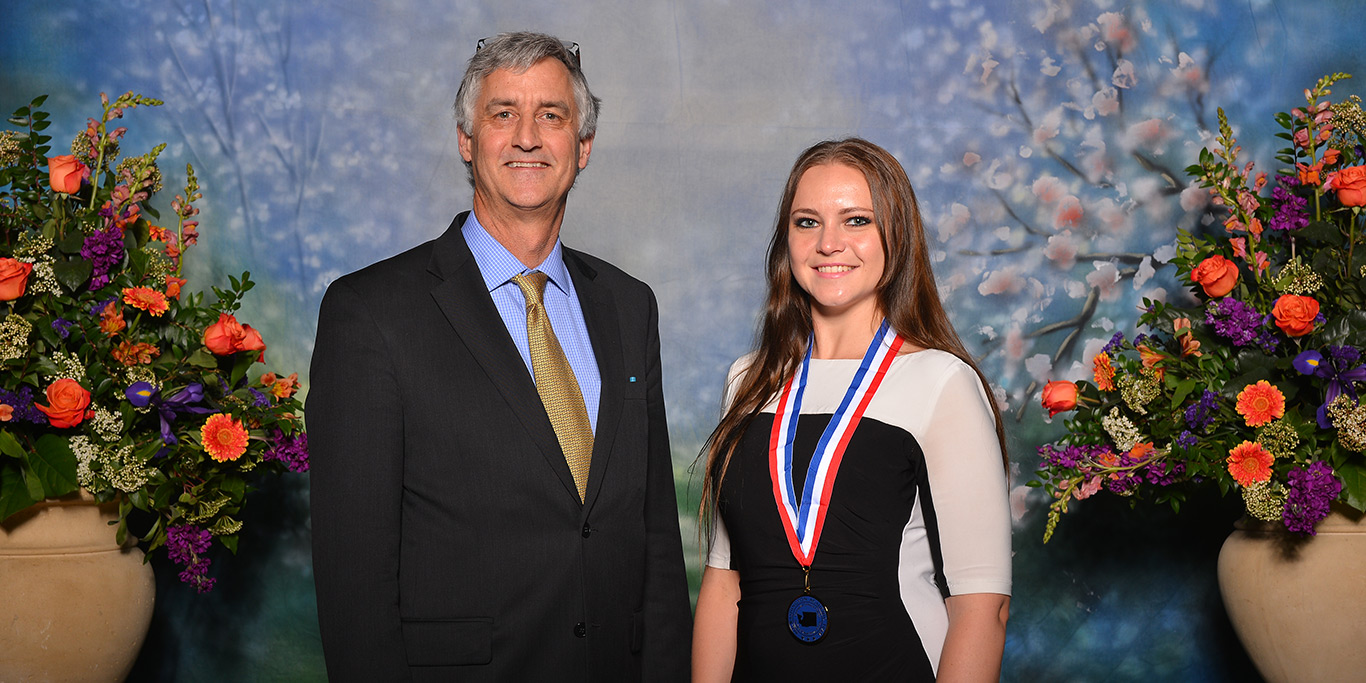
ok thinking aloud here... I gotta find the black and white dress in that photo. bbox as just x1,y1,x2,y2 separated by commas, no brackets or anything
707,347,1012,681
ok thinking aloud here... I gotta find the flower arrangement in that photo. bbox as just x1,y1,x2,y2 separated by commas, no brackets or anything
1035,74,1366,541
0,92,307,591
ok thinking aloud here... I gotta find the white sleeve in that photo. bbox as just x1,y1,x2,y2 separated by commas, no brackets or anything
705,513,733,569
703,354,754,570
919,361,1012,596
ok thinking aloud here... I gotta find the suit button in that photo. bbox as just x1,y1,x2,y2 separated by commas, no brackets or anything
582,523,592,538
574,622,587,638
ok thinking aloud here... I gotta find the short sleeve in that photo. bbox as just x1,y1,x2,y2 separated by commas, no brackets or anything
703,354,754,570
917,361,1012,596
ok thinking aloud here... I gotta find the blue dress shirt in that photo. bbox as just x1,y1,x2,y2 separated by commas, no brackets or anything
461,213,601,431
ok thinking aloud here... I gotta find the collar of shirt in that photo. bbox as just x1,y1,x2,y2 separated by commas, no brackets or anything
461,212,573,296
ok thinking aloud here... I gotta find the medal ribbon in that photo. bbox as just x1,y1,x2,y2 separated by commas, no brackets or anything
769,320,903,567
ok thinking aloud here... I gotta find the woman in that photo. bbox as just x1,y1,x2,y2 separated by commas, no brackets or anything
692,138,1011,682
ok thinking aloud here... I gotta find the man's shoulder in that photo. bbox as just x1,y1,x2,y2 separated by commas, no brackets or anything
324,215,467,300
563,246,653,297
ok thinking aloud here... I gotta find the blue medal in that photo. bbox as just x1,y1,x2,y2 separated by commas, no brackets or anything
769,321,902,644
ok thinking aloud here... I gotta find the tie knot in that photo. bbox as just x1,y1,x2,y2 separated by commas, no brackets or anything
512,271,550,306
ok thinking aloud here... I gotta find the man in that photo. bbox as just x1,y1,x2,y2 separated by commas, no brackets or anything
309,32,691,681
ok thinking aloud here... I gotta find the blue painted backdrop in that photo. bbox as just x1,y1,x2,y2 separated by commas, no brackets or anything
3,0,1362,679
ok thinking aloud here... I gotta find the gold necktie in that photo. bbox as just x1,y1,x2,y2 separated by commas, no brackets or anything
512,272,593,501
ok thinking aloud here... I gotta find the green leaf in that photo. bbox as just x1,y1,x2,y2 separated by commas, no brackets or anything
1299,220,1341,244
186,347,218,369
0,462,39,523
56,230,85,254
1339,461,1366,512
1171,378,1199,409
51,257,93,292
30,434,79,497
0,430,26,459
219,534,239,554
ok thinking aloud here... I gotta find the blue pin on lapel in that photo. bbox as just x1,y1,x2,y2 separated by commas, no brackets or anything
628,376,637,383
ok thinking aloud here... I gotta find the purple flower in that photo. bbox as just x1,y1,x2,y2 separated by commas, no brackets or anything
1267,186,1310,232
1102,332,1126,356
166,524,216,593
1206,298,1265,347
79,225,125,290
1174,430,1198,450
51,318,75,339
1144,459,1184,486
1184,390,1222,432
264,430,310,473
1294,346,1366,428
126,382,157,407
249,388,271,408
1283,461,1343,535
0,386,48,424
88,297,116,317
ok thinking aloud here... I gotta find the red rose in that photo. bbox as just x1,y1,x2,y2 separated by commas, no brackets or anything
1331,165,1366,207
1272,295,1319,337
1041,381,1079,418
34,378,92,428
1189,254,1239,298
0,258,34,301
47,155,87,194
203,312,268,356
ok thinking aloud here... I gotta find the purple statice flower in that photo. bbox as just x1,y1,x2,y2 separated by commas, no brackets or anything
1174,430,1198,450
1283,461,1342,535
263,430,310,473
1132,333,1150,349
79,225,125,290
166,524,216,593
1253,325,1281,354
1206,298,1264,347
0,386,49,424
50,318,75,339
249,388,272,408
1329,345,1362,368
1267,186,1310,232
88,297,116,316
1184,390,1222,432
1102,332,1126,356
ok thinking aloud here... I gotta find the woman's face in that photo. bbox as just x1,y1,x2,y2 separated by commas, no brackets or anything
786,162,886,324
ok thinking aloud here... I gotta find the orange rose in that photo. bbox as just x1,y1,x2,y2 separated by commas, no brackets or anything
1041,381,1079,418
1189,254,1239,297
1332,165,1366,207
47,155,86,194
202,312,267,356
34,378,92,428
1272,295,1319,337
0,258,34,301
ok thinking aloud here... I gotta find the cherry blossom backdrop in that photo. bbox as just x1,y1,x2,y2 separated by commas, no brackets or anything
3,0,1361,679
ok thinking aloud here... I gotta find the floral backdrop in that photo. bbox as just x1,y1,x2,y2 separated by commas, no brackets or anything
2,0,1361,680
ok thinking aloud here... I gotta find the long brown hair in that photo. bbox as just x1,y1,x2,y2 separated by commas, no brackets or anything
698,137,1009,540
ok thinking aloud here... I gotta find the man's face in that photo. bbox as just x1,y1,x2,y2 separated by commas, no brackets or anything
459,58,592,222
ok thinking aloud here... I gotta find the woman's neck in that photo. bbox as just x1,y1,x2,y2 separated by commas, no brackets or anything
810,309,883,360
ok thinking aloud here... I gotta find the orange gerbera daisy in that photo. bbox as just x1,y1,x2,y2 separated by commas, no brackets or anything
1093,353,1116,391
201,413,249,462
1236,380,1286,427
122,286,169,316
1226,441,1274,486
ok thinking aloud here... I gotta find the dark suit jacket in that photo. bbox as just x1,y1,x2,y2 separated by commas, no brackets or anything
308,213,692,682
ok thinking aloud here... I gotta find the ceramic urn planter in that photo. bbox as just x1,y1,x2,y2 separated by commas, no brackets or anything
1217,503,1366,683
0,491,156,682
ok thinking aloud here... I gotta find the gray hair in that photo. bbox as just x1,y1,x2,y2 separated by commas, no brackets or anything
454,32,601,142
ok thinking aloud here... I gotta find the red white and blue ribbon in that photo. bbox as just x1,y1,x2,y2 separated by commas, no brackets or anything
769,319,903,566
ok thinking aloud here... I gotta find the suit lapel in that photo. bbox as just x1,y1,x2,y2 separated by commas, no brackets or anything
427,215,580,501
566,249,624,511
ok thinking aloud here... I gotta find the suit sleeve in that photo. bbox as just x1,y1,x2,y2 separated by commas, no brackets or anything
308,278,410,681
639,287,694,678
